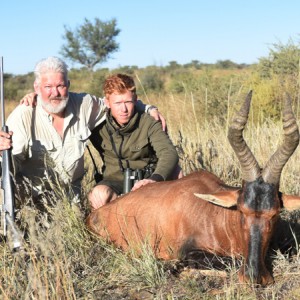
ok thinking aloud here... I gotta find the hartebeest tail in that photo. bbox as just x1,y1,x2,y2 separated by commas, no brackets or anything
87,91,300,286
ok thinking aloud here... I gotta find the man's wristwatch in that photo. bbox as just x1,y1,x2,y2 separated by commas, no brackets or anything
146,105,158,114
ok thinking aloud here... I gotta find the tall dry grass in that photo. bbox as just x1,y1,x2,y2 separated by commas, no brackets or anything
150,87,300,193
1,85,300,299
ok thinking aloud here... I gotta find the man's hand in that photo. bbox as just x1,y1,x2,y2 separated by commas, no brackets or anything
0,130,13,154
88,185,118,211
20,92,37,107
149,108,167,132
131,178,156,191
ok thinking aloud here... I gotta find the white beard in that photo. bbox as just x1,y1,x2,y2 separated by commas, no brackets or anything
37,95,69,114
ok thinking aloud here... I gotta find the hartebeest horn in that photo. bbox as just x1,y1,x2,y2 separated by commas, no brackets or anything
228,91,261,182
261,94,299,185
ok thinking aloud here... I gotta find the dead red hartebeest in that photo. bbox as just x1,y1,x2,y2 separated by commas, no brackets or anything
86,91,300,285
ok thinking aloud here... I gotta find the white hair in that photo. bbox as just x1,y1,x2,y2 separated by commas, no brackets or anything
34,56,69,85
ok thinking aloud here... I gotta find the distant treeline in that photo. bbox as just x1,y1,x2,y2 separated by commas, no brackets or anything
4,39,300,125
3,59,249,101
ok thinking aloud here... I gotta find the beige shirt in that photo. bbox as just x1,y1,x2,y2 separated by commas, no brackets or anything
6,92,106,197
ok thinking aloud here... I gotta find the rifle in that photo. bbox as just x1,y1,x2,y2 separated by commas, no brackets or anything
0,56,22,251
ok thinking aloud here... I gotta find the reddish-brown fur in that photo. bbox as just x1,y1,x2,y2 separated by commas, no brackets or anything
87,171,241,258
87,170,300,285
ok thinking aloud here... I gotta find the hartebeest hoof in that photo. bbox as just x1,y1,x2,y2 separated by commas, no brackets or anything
238,269,274,286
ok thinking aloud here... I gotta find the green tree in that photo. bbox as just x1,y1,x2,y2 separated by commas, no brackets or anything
183,60,202,69
166,61,181,71
215,59,238,69
60,18,120,70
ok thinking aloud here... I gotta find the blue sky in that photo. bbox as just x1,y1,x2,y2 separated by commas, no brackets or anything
1,0,300,75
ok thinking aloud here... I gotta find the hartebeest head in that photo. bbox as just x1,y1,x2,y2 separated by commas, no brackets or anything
195,91,299,285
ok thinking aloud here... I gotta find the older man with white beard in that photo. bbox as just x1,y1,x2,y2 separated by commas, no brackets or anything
0,57,163,204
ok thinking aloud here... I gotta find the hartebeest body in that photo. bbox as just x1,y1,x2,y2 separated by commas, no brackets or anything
87,92,300,285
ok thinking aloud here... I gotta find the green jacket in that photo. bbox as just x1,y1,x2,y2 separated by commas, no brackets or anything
90,109,179,182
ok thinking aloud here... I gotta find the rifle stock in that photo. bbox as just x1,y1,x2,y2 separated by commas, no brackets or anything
0,57,21,250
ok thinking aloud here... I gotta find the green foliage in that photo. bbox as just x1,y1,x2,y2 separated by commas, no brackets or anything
215,59,246,69
113,65,139,75
4,72,34,101
183,60,202,69
136,67,165,93
256,38,300,80
86,69,109,97
3,36,300,126
165,68,250,125
60,17,120,70
246,38,300,122
165,60,182,71
167,69,198,93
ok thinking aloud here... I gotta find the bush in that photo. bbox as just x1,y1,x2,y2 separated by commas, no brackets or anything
256,38,300,80
4,73,34,101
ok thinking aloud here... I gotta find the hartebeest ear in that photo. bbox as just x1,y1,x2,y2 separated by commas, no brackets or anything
194,190,239,208
281,194,300,211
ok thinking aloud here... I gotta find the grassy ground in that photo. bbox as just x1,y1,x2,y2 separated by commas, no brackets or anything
2,90,300,299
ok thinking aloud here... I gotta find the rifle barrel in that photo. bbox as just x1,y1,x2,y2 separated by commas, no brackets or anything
0,57,22,250
0,57,5,127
